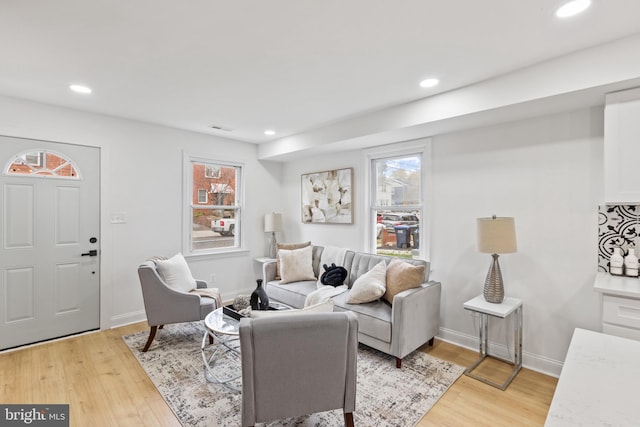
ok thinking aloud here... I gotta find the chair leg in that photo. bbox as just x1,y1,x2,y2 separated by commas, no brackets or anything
428,337,435,346
395,357,402,369
344,412,354,427
158,324,164,329
209,334,214,345
142,326,158,352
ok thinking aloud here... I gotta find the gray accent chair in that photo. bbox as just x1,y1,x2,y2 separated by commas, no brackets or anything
137,260,216,352
239,311,358,427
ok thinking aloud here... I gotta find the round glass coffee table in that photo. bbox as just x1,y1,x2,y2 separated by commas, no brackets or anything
201,307,242,391
201,302,293,391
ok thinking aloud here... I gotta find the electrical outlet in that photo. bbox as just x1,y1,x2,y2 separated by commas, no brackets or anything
210,273,216,285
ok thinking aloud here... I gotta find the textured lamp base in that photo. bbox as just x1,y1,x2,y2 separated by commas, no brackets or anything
484,253,505,303
268,232,277,258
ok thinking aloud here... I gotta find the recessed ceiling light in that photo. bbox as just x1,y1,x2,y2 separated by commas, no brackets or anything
69,84,92,94
555,0,591,18
419,78,439,88
264,129,276,136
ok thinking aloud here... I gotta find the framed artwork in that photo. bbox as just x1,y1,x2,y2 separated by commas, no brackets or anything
301,167,353,224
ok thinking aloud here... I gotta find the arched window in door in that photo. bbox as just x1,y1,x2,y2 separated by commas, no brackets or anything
3,149,81,179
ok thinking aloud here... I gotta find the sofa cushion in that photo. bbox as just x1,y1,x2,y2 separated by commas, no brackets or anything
250,300,334,318
279,246,316,283
266,280,318,309
346,261,386,304
333,292,392,342
276,241,311,278
383,259,425,304
348,252,430,288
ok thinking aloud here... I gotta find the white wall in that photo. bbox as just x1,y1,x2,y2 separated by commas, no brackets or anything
280,107,604,376
280,159,365,247
0,95,283,328
0,93,604,375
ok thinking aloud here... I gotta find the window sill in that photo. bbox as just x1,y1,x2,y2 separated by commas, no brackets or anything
184,248,250,260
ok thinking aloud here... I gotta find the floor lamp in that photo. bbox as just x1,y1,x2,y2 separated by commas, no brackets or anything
264,213,283,258
477,216,517,303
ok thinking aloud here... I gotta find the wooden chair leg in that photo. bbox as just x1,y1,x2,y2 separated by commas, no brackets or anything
395,357,402,369
208,334,214,345
428,337,435,346
142,326,158,352
158,324,164,329
344,412,354,427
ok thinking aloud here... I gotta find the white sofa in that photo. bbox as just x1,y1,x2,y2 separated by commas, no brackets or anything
263,245,441,368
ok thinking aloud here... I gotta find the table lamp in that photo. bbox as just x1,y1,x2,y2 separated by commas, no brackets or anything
477,215,517,303
264,213,283,258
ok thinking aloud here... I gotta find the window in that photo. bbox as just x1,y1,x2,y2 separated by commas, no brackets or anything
365,140,430,259
184,155,243,255
205,165,221,178
197,189,208,204
4,149,80,179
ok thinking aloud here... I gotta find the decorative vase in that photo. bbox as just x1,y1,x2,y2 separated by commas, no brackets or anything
610,247,624,276
624,246,638,277
483,253,504,303
250,279,270,310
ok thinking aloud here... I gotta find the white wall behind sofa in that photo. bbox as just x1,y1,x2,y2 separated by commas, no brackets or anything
281,107,604,376
0,94,283,328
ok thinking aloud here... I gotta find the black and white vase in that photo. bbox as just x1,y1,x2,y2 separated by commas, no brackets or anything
250,279,269,310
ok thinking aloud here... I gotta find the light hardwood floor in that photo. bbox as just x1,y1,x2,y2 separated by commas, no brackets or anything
0,323,557,426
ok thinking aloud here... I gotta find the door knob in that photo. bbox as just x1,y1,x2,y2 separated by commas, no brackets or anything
81,249,98,257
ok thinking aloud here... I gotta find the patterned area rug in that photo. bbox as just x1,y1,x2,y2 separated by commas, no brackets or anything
123,322,464,427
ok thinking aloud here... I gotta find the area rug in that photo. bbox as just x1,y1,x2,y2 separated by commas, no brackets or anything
123,322,464,427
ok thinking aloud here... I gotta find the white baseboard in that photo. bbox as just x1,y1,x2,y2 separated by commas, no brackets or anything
437,327,563,378
110,310,147,329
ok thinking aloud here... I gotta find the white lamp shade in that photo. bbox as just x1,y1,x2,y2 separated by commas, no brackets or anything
264,213,283,233
477,216,517,254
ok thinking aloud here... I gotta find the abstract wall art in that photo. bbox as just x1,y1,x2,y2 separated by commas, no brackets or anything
301,168,353,224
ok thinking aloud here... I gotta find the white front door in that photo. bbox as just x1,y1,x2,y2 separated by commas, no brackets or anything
0,135,100,350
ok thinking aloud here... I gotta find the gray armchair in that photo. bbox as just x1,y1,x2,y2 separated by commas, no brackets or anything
137,260,217,352
239,311,358,427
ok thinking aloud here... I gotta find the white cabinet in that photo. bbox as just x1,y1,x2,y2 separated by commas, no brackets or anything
594,272,640,340
604,87,640,203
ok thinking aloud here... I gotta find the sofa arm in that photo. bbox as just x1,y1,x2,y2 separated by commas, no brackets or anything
390,280,441,360
263,259,278,283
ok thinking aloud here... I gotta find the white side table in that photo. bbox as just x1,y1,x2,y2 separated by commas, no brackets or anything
254,257,277,284
463,294,523,390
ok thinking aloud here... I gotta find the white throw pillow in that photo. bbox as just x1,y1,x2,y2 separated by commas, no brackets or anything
155,253,197,293
250,300,334,318
279,246,316,284
346,261,387,304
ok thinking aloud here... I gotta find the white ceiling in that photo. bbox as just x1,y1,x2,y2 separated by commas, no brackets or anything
2,0,640,144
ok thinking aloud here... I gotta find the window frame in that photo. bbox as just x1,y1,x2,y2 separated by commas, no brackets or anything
363,139,432,260
3,149,81,180
182,152,246,258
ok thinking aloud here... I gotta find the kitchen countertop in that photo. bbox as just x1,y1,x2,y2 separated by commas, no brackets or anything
544,328,640,426
593,272,640,299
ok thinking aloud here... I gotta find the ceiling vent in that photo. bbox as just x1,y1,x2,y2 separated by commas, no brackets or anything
209,125,232,132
